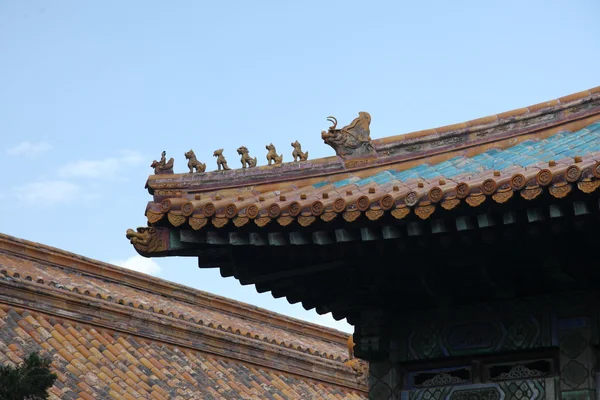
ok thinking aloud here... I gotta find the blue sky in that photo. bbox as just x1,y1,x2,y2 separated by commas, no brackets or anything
1,1,598,332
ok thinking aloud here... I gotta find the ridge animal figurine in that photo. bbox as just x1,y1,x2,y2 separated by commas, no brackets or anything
237,146,257,168
266,143,283,165
213,148,231,171
150,151,174,174
291,140,309,162
321,112,374,158
184,149,206,173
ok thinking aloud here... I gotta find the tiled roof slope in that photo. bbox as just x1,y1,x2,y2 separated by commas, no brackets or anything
0,233,367,399
139,87,600,233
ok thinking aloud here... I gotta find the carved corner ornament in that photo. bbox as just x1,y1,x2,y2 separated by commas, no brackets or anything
184,149,206,173
321,112,374,158
344,358,368,387
291,141,309,162
266,143,283,165
237,146,257,168
125,227,168,254
151,151,174,174
213,149,231,171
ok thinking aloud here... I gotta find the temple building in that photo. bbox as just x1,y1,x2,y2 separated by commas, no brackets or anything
0,233,367,399
128,86,600,400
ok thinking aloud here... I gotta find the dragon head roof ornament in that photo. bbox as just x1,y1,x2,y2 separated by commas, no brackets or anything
321,112,374,158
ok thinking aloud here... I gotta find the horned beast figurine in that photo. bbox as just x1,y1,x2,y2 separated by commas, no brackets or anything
213,149,231,171
291,141,309,162
237,146,257,168
266,143,283,165
321,112,374,158
184,149,206,173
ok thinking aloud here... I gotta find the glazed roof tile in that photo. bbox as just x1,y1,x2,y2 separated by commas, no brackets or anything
0,306,365,399
0,233,367,398
144,120,600,231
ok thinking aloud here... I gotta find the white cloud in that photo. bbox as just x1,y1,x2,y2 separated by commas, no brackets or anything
309,313,352,333
58,150,144,179
110,255,162,276
14,180,83,205
7,141,53,157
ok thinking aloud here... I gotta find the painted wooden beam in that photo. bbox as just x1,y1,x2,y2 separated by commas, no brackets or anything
455,216,475,231
228,232,249,246
407,221,424,236
206,231,228,245
289,232,309,245
502,211,517,225
527,208,545,223
312,231,334,245
360,227,381,241
268,232,287,246
335,229,357,242
249,232,267,246
180,230,205,244
573,201,590,216
430,219,448,234
549,204,564,218
477,213,495,228
381,225,401,239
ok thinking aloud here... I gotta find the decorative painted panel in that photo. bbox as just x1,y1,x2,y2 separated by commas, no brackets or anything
407,312,542,361
405,380,546,400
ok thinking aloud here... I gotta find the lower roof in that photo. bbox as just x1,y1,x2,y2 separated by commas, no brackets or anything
0,233,367,397
0,305,365,400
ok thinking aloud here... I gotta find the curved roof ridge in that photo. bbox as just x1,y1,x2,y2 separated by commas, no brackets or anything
0,268,350,363
0,233,349,343
379,86,599,143
144,85,600,194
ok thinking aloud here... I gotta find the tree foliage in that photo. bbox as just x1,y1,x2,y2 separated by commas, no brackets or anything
0,352,57,400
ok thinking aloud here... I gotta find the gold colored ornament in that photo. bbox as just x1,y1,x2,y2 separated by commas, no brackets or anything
441,198,460,210
126,227,167,253
298,215,316,226
212,217,229,228
578,180,600,193
465,194,486,207
365,209,384,221
343,210,361,222
168,212,186,227
189,217,208,230
391,207,410,219
277,216,295,226
254,217,272,227
414,205,435,220
520,187,542,200
492,189,513,203
320,212,337,222
549,183,571,199
146,210,164,224
233,217,249,227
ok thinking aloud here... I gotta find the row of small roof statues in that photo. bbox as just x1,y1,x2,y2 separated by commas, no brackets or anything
151,141,309,174
150,112,374,174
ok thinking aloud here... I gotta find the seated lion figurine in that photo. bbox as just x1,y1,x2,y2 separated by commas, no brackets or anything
237,146,257,168
184,149,206,173
266,143,283,165
291,141,308,162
